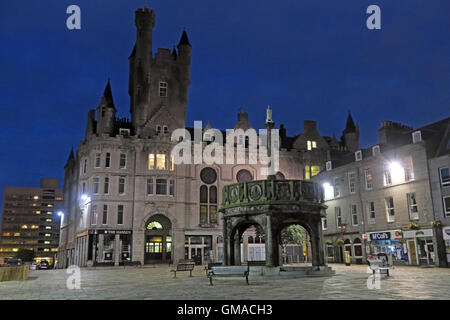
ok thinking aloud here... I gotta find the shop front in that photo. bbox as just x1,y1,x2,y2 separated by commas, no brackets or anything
184,235,213,265
89,229,132,266
443,227,450,266
367,230,408,265
403,229,435,266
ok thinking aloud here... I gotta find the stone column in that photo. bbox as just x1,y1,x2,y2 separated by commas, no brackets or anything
233,232,241,266
132,230,145,264
223,218,229,265
97,234,104,263
114,234,120,266
310,218,325,268
265,215,279,267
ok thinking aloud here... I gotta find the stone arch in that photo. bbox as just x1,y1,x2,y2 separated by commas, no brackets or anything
143,213,173,264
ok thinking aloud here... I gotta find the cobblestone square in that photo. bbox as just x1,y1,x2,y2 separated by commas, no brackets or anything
0,264,448,300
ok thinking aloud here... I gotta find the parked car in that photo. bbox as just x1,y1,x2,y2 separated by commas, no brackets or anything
38,260,50,270
30,262,38,270
4,258,22,266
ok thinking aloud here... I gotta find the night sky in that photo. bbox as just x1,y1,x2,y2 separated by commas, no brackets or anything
1,0,449,216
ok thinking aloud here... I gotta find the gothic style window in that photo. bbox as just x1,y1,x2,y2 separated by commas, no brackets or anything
159,82,168,97
199,185,218,224
156,154,167,170
148,154,155,169
200,167,217,184
236,169,253,182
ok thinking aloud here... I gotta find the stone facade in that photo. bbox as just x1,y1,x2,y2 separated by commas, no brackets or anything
312,118,450,267
57,7,361,268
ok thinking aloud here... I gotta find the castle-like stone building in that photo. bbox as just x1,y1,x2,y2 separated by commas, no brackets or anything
57,7,359,268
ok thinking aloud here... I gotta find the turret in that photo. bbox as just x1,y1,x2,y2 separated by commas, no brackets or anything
177,29,192,89
96,80,116,136
131,7,155,132
341,112,360,152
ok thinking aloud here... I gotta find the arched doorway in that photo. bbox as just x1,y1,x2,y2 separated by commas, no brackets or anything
144,214,172,264
279,224,311,265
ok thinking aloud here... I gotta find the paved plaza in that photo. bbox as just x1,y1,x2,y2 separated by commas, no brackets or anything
0,264,448,300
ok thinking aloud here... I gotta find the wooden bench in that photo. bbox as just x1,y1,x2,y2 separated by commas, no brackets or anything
171,261,195,278
207,264,249,285
204,262,223,275
367,260,389,277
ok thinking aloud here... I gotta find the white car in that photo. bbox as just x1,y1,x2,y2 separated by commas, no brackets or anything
30,263,38,270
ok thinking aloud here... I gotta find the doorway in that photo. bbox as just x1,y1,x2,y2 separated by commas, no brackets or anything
144,214,172,264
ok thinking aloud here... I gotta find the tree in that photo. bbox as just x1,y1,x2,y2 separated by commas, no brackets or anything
281,225,306,245
16,249,34,262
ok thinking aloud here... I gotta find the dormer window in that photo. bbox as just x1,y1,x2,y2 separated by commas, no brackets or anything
355,150,362,161
159,82,168,97
163,126,169,134
307,140,317,151
412,131,422,143
372,145,380,156
119,128,130,136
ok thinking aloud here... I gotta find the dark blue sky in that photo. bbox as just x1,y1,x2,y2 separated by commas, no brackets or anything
1,0,449,214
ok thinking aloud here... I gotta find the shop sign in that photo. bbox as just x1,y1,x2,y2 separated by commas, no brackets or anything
75,230,88,238
403,229,434,239
89,229,132,235
370,232,390,241
443,227,450,240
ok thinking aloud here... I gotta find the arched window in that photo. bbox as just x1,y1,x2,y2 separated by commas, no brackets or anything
147,221,163,230
248,236,254,244
200,185,218,225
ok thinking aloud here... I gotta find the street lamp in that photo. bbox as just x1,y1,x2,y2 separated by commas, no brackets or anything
389,161,405,183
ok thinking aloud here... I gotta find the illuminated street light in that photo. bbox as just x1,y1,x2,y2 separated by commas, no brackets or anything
57,211,64,217
389,161,405,183
323,182,334,200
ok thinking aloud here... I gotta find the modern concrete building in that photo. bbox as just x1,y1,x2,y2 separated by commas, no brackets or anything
0,178,62,265
313,118,450,267
57,7,358,268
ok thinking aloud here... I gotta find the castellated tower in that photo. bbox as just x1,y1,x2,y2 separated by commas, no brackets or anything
129,8,191,137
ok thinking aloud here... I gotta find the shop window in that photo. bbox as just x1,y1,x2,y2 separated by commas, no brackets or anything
407,193,419,220
354,238,362,257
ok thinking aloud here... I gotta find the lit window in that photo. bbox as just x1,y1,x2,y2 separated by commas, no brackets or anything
156,154,167,170
21,225,28,229
44,249,50,252
46,218,52,222
45,226,51,230
311,166,320,177
45,233,51,237
44,241,50,244
33,196,39,200
307,141,312,150
12,248,19,252
304,165,310,180
148,154,155,169
170,155,175,171
31,225,38,229
312,141,317,148
14,233,20,237
2,232,10,237
147,221,163,230
159,82,168,97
